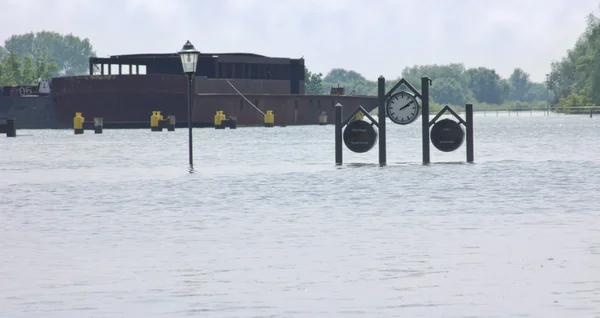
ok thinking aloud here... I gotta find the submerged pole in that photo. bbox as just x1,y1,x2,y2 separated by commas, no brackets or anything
466,104,474,163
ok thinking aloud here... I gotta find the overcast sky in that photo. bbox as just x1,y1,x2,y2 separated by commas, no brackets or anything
1,0,598,82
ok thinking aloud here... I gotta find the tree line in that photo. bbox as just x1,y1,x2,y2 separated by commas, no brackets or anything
0,31,95,86
305,65,550,111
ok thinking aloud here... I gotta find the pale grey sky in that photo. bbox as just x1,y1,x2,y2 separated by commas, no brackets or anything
1,0,598,82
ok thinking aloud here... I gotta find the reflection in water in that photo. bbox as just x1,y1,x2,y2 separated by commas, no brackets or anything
1,114,600,317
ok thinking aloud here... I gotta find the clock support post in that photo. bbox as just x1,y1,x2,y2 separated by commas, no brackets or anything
378,76,387,165
421,77,431,164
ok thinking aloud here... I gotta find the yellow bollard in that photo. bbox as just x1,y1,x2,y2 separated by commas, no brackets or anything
74,112,84,134
318,111,328,125
214,110,224,129
264,110,274,127
151,111,162,132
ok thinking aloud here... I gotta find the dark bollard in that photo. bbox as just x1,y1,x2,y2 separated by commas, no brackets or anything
318,111,327,125
167,115,176,131
94,117,103,134
591,108,593,118
378,76,386,166
6,118,16,137
335,103,342,165
466,104,474,163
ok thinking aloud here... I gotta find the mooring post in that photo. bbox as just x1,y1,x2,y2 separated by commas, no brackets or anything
466,104,474,163
591,107,593,118
421,77,431,164
377,76,386,166
93,117,103,134
335,103,343,165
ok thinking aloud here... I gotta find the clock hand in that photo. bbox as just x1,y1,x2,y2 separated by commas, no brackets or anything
399,101,413,110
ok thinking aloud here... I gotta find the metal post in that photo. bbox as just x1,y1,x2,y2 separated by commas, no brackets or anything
6,118,16,137
421,77,430,164
591,107,593,118
377,76,386,166
546,73,550,116
335,103,342,165
466,104,474,163
187,74,194,167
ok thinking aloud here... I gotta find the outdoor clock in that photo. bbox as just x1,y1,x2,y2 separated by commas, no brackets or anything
386,91,421,125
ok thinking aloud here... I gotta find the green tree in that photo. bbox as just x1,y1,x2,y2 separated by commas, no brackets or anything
305,67,324,95
21,56,36,84
548,11,600,108
508,68,532,101
465,67,503,104
0,50,58,85
322,68,376,95
4,31,95,76
556,92,592,113
429,77,474,105
1,52,22,85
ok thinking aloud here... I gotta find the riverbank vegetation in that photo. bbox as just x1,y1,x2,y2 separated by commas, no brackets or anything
305,65,549,113
548,12,600,113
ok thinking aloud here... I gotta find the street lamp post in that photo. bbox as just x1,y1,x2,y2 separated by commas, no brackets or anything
178,40,200,167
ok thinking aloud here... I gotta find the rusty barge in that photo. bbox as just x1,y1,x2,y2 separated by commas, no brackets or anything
0,51,377,128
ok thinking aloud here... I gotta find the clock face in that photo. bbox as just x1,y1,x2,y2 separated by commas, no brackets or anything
386,92,420,125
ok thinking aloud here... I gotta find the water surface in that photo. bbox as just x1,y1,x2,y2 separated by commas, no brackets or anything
1,112,599,317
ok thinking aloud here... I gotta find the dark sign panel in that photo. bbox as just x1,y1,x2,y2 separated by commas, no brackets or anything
430,118,464,152
343,120,378,153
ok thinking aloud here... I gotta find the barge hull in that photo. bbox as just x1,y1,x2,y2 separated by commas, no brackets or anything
50,75,377,127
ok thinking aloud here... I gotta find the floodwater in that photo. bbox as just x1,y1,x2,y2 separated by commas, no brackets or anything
1,112,599,317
